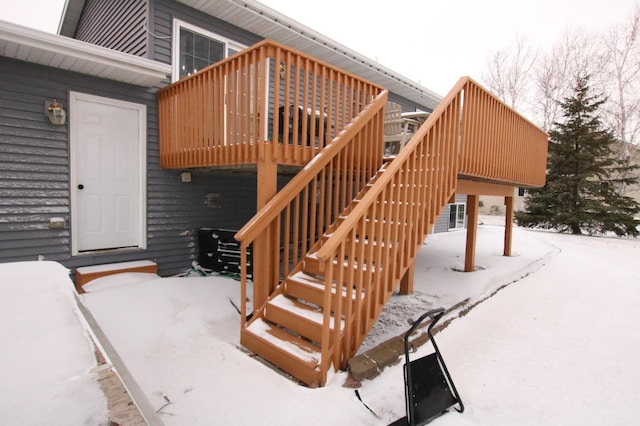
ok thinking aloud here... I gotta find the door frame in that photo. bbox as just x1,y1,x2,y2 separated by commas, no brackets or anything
69,91,147,255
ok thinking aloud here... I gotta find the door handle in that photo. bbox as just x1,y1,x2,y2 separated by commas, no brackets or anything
77,184,84,190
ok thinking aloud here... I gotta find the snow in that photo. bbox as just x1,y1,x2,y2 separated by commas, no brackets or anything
2,217,640,425
0,261,108,426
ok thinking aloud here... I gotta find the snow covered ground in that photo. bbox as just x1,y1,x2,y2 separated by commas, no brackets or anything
2,217,639,425
0,261,108,425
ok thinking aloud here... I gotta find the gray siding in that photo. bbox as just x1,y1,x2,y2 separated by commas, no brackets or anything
75,0,149,57
0,57,265,276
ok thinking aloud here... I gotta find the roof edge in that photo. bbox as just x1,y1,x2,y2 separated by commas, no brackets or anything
57,0,86,37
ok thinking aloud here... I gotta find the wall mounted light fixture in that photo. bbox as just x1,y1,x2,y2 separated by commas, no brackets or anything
46,100,66,125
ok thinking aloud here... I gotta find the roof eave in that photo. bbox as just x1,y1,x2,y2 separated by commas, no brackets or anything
0,20,171,87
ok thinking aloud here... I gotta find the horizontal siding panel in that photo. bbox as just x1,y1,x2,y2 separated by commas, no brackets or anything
75,0,149,57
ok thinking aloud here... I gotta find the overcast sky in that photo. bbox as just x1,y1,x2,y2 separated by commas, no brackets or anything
1,0,638,96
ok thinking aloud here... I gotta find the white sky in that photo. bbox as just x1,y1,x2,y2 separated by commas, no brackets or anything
1,0,638,95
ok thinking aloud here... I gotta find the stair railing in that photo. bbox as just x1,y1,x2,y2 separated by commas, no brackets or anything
234,90,389,324
314,77,548,379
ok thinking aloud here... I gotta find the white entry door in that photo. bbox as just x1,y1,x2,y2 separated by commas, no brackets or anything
70,92,146,254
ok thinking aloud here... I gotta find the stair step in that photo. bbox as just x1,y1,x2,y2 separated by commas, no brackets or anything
285,271,360,308
285,271,333,307
304,251,383,276
241,318,321,387
266,294,343,343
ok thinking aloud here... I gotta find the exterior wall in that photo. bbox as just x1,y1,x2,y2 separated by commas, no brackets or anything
74,0,149,57
0,56,266,276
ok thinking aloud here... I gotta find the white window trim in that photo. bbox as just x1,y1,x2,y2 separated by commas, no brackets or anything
171,19,247,82
69,92,147,256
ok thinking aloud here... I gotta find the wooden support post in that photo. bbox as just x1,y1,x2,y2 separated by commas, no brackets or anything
464,194,479,272
504,196,514,257
253,150,278,310
399,261,415,295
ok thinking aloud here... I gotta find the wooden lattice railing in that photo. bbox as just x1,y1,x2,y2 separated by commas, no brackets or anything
157,39,383,168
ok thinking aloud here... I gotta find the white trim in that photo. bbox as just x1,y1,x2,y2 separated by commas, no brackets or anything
0,20,170,87
69,92,147,256
171,19,247,82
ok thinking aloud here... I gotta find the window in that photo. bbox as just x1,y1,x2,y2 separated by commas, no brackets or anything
172,20,246,82
448,203,466,230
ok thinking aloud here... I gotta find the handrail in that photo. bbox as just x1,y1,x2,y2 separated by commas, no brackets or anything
315,77,468,261
235,90,389,244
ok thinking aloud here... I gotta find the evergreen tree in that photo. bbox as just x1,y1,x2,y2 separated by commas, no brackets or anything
516,75,640,236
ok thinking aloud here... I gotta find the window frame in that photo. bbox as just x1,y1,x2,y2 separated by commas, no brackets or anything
171,19,247,82
448,203,466,230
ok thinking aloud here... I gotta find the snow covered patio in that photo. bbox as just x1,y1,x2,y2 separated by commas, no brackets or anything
2,217,639,425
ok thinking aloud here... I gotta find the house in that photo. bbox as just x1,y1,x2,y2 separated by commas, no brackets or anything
0,0,548,386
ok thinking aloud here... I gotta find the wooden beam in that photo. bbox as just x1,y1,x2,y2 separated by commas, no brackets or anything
399,261,415,295
457,179,515,196
253,150,278,309
504,196,514,257
464,194,479,272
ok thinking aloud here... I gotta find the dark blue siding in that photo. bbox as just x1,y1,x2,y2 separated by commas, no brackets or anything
75,0,149,57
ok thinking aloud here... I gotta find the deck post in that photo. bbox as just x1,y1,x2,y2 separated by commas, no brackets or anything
504,196,514,256
464,194,479,272
253,150,278,309
399,261,415,295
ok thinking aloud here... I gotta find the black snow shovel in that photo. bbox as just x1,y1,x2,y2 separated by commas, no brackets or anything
389,307,464,426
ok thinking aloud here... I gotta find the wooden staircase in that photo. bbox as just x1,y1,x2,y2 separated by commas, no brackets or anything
235,77,548,387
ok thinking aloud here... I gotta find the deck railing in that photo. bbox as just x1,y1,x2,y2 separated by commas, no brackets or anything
158,39,384,168
458,78,548,186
